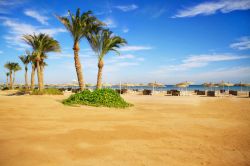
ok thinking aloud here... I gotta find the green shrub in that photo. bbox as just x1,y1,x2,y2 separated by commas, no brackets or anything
18,88,30,94
63,89,133,108
31,88,63,95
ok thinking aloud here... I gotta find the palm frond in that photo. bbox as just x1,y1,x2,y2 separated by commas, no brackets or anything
87,29,127,60
56,9,104,42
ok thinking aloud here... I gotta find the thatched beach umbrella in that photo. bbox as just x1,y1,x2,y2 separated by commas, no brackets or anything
218,81,227,90
224,82,234,91
121,83,135,88
148,82,165,93
202,82,216,91
103,83,112,88
176,81,192,95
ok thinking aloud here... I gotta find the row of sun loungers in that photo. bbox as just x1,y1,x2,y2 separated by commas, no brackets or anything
46,87,250,97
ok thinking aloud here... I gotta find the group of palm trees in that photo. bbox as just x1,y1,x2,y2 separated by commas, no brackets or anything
4,8,127,92
4,62,22,89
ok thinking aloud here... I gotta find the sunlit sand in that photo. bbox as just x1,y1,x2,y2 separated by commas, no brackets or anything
0,91,249,166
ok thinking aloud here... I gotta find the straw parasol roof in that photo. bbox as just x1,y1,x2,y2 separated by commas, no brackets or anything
176,83,188,88
202,82,216,87
102,83,112,87
218,81,227,87
224,82,234,87
176,81,192,88
148,82,165,87
121,83,135,87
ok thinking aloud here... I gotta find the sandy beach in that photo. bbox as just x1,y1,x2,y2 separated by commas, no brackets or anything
0,91,249,166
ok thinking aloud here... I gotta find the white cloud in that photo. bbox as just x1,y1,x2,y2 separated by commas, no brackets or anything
153,54,250,74
140,6,166,19
117,54,135,59
0,0,27,14
152,8,166,18
119,45,153,52
115,4,138,12
230,36,250,50
2,19,66,50
193,67,250,82
122,27,129,33
103,18,117,28
173,0,250,18
24,9,49,25
150,66,250,84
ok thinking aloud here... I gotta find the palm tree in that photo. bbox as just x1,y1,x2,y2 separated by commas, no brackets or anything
40,60,48,88
19,50,31,89
6,72,10,87
87,29,127,89
30,57,36,90
56,8,104,90
4,62,19,89
22,33,60,91
12,63,22,87
29,51,38,90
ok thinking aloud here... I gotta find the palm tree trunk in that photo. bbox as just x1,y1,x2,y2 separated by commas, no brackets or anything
13,72,15,89
36,60,43,91
40,65,44,88
6,76,8,88
9,71,13,89
25,66,28,89
96,59,104,89
31,64,35,90
73,42,85,90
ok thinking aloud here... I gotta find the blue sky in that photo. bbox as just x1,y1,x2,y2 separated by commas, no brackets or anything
0,0,250,84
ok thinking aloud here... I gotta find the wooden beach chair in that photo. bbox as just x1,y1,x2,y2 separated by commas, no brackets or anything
207,91,215,97
142,89,152,95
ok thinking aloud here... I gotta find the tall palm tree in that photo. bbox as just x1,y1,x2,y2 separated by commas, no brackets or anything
30,58,36,90
22,33,60,91
12,63,22,87
19,50,31,89
29,51,38,90
6,72,9,87
87,29,127,89
56,8,104,90
40,61,47,87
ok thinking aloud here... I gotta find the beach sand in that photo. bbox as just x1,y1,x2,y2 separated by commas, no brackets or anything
0,91,249,166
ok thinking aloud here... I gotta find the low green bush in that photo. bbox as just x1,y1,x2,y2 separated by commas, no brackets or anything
63,89,133,108
31,88,63,95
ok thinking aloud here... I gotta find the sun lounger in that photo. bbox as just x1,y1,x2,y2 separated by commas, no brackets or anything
220,89,226,93
229,90,237,96
143,89,152,95
72,88,80,93
116,89,128,94
194,90,199,93
172,90,180,96
207,91,215,97
167,90,172,94
196,90,205,95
